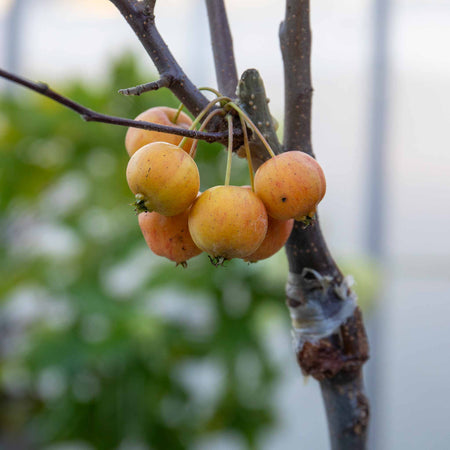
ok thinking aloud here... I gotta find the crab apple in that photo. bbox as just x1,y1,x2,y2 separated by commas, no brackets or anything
126,142,199,216
125,106,194,157
240,185,293,262
244,216,294,262
188,185,268,260
254,151,326,220
139,210,202,266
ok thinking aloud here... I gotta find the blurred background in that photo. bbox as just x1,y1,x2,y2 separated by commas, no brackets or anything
0,0,449,449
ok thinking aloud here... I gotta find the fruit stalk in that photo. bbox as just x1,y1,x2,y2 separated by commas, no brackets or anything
238,113,255,191
188,108,225,158
224,115,234,186
178,96,230,149
172,103,185,123
228,102,276,158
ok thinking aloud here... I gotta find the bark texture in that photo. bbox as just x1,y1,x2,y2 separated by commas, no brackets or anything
280,1,370,448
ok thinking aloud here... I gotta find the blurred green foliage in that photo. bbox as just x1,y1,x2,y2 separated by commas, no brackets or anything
0,55,288,450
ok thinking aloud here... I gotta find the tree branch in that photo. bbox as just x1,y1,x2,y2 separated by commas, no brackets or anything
237,69,282,168
205,0,239,97
280,1,370,448
118,74,172,96
109,0,210,116
0,68,230,143
279,0,313,155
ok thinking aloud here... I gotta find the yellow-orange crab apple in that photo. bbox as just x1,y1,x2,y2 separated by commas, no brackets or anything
244,216,294,262
125,106,194,156
139,210,202,265
254,151,326,220
188,185,268,260
126,142,199,216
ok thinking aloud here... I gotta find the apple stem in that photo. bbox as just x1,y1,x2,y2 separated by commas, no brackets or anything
199,86,223,98
238,113,255,191
173,103,185,123
224,115,234,186
178,95,230,149
188,108,225,158
227,102,276,158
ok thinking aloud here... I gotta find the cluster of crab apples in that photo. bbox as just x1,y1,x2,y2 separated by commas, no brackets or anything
125,104,326,267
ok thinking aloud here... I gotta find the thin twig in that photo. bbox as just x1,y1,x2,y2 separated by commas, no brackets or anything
280,1,370,448
109,0,210,116
118,74,172,96
205,0,239,97
0,68,230,143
